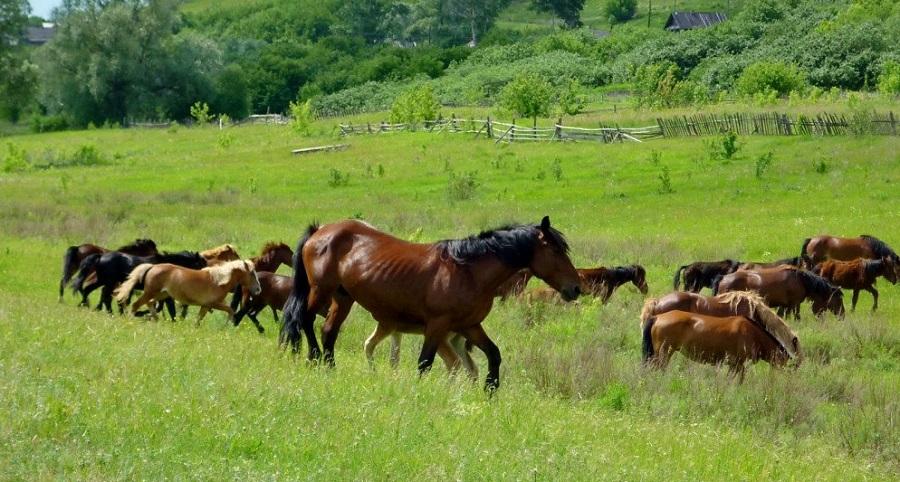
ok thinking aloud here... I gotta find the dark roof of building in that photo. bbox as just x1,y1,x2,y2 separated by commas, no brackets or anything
25,25,57,45
664,11,728,32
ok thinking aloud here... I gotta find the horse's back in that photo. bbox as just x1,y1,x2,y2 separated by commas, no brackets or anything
652,311,757,363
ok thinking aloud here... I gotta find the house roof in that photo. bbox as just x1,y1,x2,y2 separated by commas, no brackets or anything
664,11,727,32
25,25,57,45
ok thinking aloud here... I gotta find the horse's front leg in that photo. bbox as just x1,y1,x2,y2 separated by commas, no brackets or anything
320,295,354,367
363,323,397,371
459,324,501,392
851,289,860,312
196,307,210,326
865,286,878,312
417,321,450,378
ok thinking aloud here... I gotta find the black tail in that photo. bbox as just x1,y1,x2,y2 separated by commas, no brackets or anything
59,246,80,299
800,238,812,268
642,317,657,366
72,253,101,295
279,224,318,352
673,265,687,290
711,274,724,295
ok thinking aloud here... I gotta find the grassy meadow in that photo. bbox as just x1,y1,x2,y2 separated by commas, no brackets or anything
1,105,900,479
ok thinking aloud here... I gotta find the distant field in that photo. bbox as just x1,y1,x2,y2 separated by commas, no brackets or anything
1,102,899,478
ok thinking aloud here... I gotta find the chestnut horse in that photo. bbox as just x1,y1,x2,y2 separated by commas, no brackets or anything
279,216,582,391
640,290,801,361
495,269,533,300
813,257,899,311
713,266,844,319
801,234,899,267
673,259,740,293
200,244,241,266
736,257,802,271
579,265,649,304
642,310,792,383
116,259,260,325
60,238,158,302
230,241,294,321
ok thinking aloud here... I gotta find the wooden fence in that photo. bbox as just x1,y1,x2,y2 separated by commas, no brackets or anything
339,115,663,144
657,111,899,138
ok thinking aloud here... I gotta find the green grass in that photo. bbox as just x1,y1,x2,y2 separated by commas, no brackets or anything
1,104,900,478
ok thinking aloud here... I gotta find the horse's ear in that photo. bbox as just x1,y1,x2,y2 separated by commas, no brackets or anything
540,216,551,233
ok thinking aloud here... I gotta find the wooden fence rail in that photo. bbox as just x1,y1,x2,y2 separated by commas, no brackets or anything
656,111,898,138
339,115,663,144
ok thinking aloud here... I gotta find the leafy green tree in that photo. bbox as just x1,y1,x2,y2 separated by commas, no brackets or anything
405,0,510,47
602,0,637,24
0,0,32,120
529,0,586,29
877,60,900,95
389,83,440,127
736,61,807,98
289,99,315,136
37,0,224,125
499,73,553,125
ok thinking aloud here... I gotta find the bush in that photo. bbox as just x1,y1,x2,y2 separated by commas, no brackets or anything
736,61,807,98
289,99,314,136
29,114,70,133
877,60,900,95
498,73,553,123
389,83,441,128
603,0,637,24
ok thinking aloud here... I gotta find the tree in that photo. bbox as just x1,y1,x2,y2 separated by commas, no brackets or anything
603,0,637,24
405,0,510,47
499,73,553,126
0,0,32,121
37,0,225,125
529,0,586,29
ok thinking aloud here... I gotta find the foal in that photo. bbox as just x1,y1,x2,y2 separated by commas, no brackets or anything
813,257,899,311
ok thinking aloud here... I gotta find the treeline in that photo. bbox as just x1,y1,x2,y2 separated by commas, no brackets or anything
1,0,899,130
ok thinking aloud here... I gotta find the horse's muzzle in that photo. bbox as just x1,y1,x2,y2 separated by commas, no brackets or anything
560,284,582,302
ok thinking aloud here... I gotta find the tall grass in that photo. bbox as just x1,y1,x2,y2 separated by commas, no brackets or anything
0,111,899,478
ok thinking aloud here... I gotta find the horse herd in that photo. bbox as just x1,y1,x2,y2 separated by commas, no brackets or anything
58,221,900,391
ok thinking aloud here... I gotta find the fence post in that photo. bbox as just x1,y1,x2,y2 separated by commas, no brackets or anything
487,116,493,139
555,118,562,141
511,119,516,142
890,111,897,136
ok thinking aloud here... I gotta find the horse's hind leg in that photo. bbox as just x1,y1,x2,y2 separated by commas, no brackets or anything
363,324,397,371
449,333,478,380
320,294,355,366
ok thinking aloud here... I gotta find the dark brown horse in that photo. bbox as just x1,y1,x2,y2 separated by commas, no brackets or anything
230,241,294,321
673,259,740,293
813,257,899,311
579,265,648,304
801,234,899,267
280,216,582,391
642,310,792,383
640,290,801,361
59,238,158,302
116,259,260,325
233,271,293,333
713,266,844,319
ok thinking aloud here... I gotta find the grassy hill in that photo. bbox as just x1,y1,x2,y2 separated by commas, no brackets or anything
1,99,899,478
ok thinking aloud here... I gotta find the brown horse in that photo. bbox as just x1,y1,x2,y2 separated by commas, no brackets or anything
713,266,844,319
60,238,158,302
642,310,792,383
579,265,649,304
673,259,740,293
230,241,294,320
495,269,533,300
233,271,293,333
280,216,582,391
813,257,899,311
801,234,899,267
116,259,260,325
640,290,802,361
736,257,803,271
200,244,241,266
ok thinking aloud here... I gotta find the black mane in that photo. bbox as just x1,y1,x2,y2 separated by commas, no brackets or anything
796,269,840,296
437,223,570,267
861,235,899,261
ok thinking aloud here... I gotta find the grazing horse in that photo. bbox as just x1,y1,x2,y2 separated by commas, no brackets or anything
801,234,900,267
673,259,740,293
495,269,533,300
579,265,649,304
60,238,158,302
116,259,261,325
230,242,294,322
279,216,582,391
642,310,792,383
813,257,899,312
713,266,844,319
640,290,801,361
200,244,241,266
736,257,803,271
72,251,207,313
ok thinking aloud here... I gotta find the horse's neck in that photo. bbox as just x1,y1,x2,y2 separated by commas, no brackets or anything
467,257,525,294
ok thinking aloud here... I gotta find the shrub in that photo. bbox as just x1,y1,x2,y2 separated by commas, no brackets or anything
736,61,807,98
447,170,479,201
877,60,900,95
289,99,314,137
603,0,637,24
190,101,212,126
499,73,553,124
556,78,588,116
389,83,441,128
755,152,774,179
2,143,29,172
327,168,351,188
